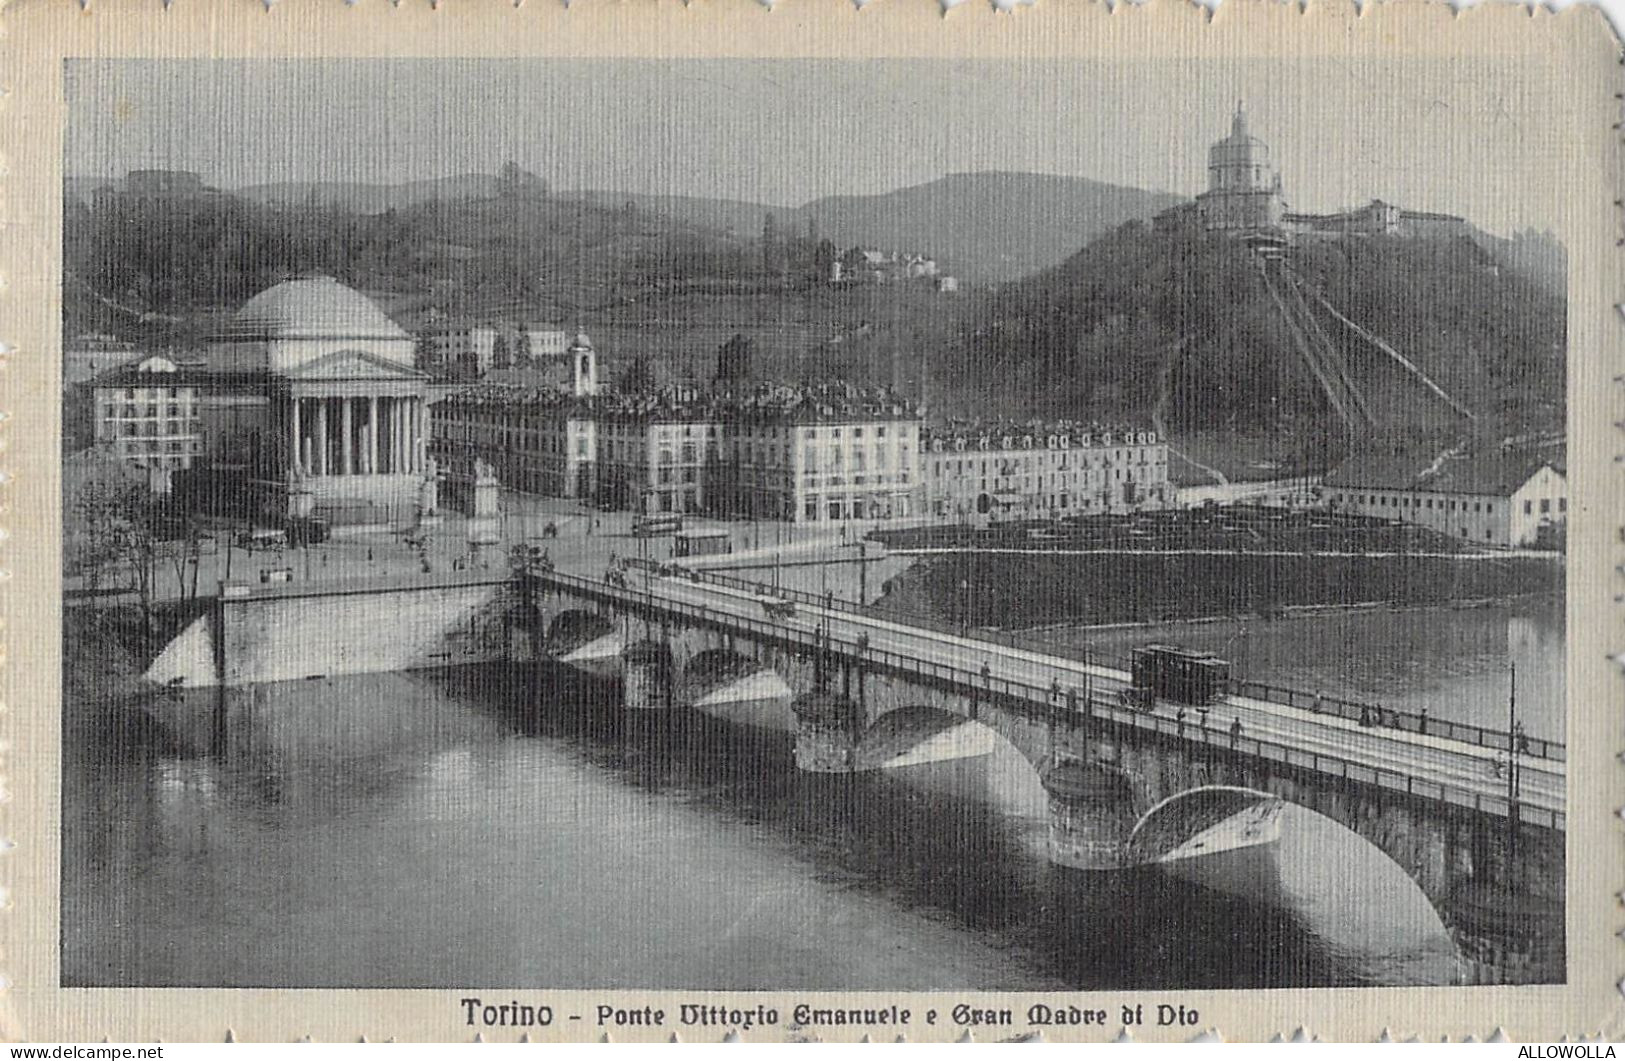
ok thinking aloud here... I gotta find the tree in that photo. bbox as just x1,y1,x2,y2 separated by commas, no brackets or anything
619,355,657,394
813,239,838,282
715,333,753,386
65,455,160,638
762,213,785,275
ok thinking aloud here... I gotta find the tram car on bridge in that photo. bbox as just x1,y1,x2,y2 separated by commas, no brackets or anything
673,527,734,558
1130,644,1231,706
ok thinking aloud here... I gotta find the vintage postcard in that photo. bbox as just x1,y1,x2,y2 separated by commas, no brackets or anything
0,0,1620,1043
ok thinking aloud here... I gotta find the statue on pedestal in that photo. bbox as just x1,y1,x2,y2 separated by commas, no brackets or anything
417,455,441,524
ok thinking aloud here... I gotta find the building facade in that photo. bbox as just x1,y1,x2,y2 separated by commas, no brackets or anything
596,406,721,515
194,274,434,526
419,322,497,379
713,395,921,523
1155,106,1466,242
88,355,205,486
1194,104,1286,233
922,424,1172,521
430,384,923,522
1321,453,1567,547
431,386,597,499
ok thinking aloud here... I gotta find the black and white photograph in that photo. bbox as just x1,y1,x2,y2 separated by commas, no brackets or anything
35,26,1601,1036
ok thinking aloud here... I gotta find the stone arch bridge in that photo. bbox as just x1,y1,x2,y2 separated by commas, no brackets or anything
151,564,1565,986
521,563,1563,986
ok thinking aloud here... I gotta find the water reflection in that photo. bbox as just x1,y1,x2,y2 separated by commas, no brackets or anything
64,661,1458,990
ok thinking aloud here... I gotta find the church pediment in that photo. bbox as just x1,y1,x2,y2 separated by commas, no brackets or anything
285,349,426,381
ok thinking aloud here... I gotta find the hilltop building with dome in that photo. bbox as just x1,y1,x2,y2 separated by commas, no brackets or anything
1155,104,1466,241
188,274,433,527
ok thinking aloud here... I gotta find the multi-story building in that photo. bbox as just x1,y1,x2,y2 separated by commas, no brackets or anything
596,399,721,515
1321,451,1567,547
487,332,600,398
88,355,206,485
419,322,497,379
921,423,1171,521
430,386,597,500
430,383,923,522
713,388,922,523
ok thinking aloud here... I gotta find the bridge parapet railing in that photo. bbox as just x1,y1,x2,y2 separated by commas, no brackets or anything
621,559,1565,765
533,568,1564,832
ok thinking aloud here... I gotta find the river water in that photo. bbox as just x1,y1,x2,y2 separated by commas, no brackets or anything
62,597,1562,991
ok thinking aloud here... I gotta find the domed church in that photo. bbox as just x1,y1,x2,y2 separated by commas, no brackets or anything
202,274,432,526
1195,102,1286,232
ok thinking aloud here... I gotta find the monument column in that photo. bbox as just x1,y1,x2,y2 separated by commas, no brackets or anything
314,399,329,477
341,398,355,476
368,396,380,475
289,397,302,475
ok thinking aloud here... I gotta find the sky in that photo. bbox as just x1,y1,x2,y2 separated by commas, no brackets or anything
65,57,1574,236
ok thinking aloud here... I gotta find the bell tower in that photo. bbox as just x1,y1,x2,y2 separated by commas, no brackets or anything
569,333,599,397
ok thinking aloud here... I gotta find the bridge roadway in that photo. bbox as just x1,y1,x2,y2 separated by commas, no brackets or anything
570,565,1564,827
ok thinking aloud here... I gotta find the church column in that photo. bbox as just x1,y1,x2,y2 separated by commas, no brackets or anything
386,396,399,471
314,399,329,477
381,398,393,474
289,397,302,475
367,396,379,476
341,398,355,476
417,399,429,474
399,396,412,471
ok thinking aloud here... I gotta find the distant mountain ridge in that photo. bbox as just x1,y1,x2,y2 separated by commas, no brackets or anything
71,169,1185,283
585,172,1185,281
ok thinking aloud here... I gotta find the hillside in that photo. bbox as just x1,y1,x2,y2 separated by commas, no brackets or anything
949,221,1565,448
61,183,965,393
792,172,1184,283
236,174,504,212
588,172,1182,282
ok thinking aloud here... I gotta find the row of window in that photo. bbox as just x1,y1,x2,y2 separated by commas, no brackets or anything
117,439,202,454
103,387,189,401
102,404,194,419
800,494,913,521
111,422,198,437
1339,491,1568,518
932,452,1163,476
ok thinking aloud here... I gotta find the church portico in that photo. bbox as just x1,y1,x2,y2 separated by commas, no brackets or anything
196,275,435,528
286,393,428,479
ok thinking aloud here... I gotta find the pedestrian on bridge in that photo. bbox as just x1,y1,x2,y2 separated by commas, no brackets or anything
1230,717,1242,743
1419,708,1429,735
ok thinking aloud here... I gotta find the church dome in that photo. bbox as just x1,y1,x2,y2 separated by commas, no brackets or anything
223,275,409,342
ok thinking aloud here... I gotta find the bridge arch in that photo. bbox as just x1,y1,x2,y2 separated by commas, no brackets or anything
544,609,613,655
1126,785,1280,865
675,647,793,714
857,703,1053,777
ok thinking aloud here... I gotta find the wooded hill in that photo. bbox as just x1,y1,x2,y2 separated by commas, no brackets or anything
949,221,1565,444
